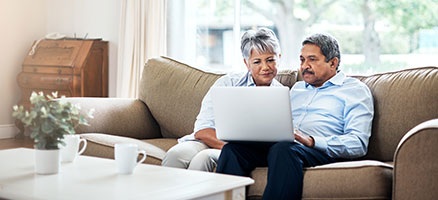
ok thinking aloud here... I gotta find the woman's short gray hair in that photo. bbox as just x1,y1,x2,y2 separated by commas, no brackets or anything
241,27,281,62
302,33,341,68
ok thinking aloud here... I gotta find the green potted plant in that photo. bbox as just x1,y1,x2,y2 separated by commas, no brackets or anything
12,91,94,174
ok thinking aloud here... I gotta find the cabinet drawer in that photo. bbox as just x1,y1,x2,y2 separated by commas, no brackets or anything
22,66,73,74
17,73,72,90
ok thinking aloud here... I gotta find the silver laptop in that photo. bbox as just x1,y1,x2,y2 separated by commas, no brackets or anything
211,86,294,142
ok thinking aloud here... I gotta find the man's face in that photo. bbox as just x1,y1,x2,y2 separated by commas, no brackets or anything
245,50,279,86
300,44,338,87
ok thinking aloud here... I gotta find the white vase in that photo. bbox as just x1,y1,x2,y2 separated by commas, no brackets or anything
35,149,61,175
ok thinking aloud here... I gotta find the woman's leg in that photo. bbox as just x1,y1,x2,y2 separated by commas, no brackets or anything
161,141,209,168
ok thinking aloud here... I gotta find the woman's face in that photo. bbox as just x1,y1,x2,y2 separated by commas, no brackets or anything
245,50,280,86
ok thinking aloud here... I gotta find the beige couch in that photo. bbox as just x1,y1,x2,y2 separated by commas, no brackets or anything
68,56,438,200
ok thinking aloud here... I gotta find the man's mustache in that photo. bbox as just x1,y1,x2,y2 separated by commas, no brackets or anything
302,69,314,75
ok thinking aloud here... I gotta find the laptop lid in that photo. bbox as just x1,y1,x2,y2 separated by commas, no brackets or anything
211,86,294,142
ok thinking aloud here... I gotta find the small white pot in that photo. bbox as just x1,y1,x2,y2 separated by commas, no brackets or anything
35,149,60,175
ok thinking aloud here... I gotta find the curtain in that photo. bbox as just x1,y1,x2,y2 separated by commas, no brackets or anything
117,0,166,98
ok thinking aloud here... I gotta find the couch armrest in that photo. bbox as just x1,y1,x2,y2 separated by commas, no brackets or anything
64,97,162,139
393,118,438,200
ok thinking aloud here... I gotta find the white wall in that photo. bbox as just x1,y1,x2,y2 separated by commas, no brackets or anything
0,0,48,138
46,0,120,98
0,0,120,138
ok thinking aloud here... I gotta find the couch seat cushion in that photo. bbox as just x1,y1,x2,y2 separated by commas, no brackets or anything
248,160,393,200
80,133,177,165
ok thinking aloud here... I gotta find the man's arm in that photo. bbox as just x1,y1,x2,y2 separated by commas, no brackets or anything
194,128,226,149
312,83,374,158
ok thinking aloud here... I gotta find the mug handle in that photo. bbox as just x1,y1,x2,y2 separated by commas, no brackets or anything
77,138,87,155
137,150,147,164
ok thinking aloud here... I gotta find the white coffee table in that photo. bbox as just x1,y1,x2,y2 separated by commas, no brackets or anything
0,148,254,200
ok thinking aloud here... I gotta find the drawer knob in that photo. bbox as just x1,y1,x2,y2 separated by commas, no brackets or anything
58,69,62,74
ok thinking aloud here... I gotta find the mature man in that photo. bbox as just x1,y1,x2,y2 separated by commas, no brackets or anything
162,27,284,171
216,33,374,200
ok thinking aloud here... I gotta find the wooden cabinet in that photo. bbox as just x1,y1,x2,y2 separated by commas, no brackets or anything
17,39,108,107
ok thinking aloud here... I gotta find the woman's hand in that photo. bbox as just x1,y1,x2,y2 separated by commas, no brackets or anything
194,128,227,149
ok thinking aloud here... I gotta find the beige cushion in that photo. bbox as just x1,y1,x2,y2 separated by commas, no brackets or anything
354,67,438,161
275,69,300,88
80,133,178,165
248,160,393,200
139,56,224,138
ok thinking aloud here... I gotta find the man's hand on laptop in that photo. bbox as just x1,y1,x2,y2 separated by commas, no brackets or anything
294,130,315,147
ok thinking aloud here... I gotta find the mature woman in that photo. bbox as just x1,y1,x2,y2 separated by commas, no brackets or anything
162,27,283,171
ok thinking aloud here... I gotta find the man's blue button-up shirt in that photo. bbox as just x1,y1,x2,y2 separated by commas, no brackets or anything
291,71,374,159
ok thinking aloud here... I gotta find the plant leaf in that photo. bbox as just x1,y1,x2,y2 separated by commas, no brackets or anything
12,91,94,149
41,120,54,134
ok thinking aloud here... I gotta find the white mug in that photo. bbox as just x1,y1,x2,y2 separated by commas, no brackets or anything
114,143,146,174
60,135,87,162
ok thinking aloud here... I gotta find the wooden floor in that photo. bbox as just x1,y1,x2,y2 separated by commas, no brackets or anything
0,137,34,150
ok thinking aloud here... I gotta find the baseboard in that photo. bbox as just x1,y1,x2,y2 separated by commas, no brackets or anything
0,124,18,139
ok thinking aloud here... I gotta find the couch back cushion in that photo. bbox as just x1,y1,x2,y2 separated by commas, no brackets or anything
354,67,438,161
275,69,301,88
139,56,300,138
139,57,224,138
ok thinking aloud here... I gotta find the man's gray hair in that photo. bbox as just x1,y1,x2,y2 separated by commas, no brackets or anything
241,27,281,62
302,33,341,68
